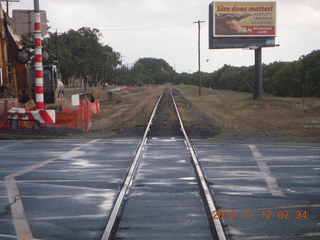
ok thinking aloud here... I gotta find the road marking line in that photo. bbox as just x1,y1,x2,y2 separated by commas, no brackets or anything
0,142,21,150
4,140,98,240
205,165,320,169
15,193,114,199
208,177,265,180
244,232,320,239
6,140,98,179
27,214,107,220
208,175,319,180
249,145,285,197
0,233,39,239
0,233,43,240
4,176,33,240
194,142,320,150
219,203,320,211
31,168,128,172
15,180,113,183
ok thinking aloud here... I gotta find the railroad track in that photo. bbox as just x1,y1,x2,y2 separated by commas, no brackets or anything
101,87,226,240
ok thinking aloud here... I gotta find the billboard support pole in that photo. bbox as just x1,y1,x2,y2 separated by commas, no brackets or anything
253,47,263,100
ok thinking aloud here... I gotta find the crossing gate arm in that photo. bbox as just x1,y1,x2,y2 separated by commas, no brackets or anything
7,108,56,125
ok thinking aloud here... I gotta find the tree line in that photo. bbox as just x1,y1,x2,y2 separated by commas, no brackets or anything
44,27,320,97
177,50,320,98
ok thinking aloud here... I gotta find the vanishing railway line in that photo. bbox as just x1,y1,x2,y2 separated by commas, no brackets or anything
101,87,226,240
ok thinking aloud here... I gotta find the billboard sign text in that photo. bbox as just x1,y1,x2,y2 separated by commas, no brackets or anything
213,1,276,37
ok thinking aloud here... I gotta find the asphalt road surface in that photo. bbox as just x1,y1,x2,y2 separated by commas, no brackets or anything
192,140,320,240
0,138,140,240
0,138,320,240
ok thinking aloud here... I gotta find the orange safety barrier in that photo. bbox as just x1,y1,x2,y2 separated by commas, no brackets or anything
55,112,78,129
55,99,100,132
1,98,100,131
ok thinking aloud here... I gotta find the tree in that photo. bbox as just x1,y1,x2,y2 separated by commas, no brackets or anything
130,63,146,85
136,58,174,73
43,27,120,86
300,50,320,97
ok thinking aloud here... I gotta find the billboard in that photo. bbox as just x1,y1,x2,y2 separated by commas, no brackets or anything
209,1,277,49
213,1,276,37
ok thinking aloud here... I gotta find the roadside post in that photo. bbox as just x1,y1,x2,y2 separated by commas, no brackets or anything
34,0,44,109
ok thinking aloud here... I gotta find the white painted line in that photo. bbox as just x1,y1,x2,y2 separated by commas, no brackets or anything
249,145,285,197
205,164,320,169
220,203,320,211
256,155,319,160
0,233,43,240
245,232,320,239
4,140,98,240
29,214,107,220
0,142,21,150
205,166,258,169
31,168,128,172
4,176,33,240
17,194,111,199
0,234,17,239
193,142,320,150
15,179,114,183
208,175,319,180
15,183,112,192
208,177,264,180
6,140,98,179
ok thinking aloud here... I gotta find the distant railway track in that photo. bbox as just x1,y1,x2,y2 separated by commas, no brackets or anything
101,87,226,240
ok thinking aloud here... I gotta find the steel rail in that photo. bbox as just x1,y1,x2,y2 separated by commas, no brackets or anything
101,90,164,240
169,89,227,240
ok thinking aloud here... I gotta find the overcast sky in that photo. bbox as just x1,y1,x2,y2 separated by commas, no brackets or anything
5,0,320,73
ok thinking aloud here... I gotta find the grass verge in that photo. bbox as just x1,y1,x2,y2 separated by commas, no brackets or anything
175,84,320,142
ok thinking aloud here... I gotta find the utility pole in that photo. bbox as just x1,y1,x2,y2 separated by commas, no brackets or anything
55,30,59,68
82,44,87,92
194,20,205,96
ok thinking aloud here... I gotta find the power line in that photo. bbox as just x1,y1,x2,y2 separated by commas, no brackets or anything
54,22,195,33
101,22,194,32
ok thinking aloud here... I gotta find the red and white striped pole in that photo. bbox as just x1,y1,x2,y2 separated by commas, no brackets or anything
34,0,44,110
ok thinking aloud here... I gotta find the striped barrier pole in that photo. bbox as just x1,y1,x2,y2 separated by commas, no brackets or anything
34,0,44,110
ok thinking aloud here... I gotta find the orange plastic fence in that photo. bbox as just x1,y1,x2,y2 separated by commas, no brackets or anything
0,99,100,131
55,112,78,129
55,99,100,132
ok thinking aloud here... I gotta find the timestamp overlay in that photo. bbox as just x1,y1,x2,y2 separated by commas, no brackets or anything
192,141,320,239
